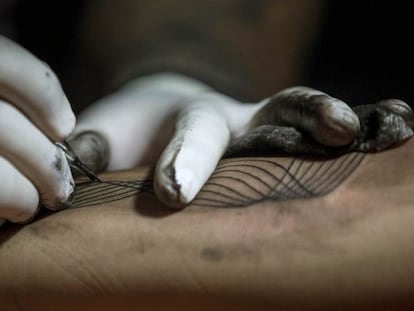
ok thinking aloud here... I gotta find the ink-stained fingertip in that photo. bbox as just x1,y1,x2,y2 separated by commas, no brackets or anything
377,99,414,127
377,99,412,115
154,166,195,209
41,180,75,211
68,131,110,175
316,106,361,146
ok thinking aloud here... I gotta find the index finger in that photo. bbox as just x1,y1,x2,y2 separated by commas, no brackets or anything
0,35,75,141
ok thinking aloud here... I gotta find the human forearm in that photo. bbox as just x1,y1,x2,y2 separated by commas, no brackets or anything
1,140,414,309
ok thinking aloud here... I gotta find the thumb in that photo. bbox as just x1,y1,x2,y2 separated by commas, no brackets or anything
67,131,110,176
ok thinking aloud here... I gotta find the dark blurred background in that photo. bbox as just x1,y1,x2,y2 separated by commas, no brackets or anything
304,1,412,107
4,0,413,109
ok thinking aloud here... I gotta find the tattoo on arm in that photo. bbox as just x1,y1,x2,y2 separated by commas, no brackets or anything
70,153,365,209
70,102,411,209
71,180,153,209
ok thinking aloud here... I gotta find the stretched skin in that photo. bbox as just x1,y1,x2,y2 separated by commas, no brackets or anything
1,138,414,310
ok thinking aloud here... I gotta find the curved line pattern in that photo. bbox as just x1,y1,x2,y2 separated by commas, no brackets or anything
192,153,365,207
71,180,153,208
70,153,365,209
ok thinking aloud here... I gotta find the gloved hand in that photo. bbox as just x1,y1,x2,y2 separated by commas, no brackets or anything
71,73,363,209
0,35,76,225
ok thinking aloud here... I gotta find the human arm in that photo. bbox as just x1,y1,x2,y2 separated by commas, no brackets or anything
1,139,414,310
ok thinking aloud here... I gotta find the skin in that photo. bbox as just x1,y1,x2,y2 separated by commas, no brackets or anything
0,3,411,308
1,139,414,310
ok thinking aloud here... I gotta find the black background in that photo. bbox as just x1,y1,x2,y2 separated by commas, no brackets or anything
304,1,413,107
11,1,414,109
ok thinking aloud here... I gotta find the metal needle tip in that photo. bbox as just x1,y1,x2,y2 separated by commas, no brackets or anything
56,141,102,182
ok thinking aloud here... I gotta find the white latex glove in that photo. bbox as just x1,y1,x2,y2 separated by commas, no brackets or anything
72,73,361,208
0,35,76,226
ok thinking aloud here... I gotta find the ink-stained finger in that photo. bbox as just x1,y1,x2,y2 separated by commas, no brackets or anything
68,131,110,175
0,99,74,209
0,35,75,141
376,99,414,128
0,157,40,223
154,104,230,208
250,86,360,146
72,91,171,170
154,94,254,208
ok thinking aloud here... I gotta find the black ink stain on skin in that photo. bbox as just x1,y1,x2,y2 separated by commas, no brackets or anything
200,247,224,262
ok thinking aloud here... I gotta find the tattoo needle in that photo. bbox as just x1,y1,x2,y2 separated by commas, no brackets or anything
56,141,102,182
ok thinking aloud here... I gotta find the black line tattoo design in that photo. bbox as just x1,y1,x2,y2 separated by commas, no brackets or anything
70,153,365,209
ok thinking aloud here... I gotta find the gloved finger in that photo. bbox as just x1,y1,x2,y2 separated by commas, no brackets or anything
73,73,210,169
0,35,75,141
154,93,253,208
0,99,74,209
250,86,361,146
376,99,414,127
0,157,39,223
72,90,167,170
68,131,110,175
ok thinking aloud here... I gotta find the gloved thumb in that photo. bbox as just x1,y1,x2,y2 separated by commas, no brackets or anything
67,131,110,177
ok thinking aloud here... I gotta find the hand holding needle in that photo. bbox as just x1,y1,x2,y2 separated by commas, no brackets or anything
56,141,102,182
